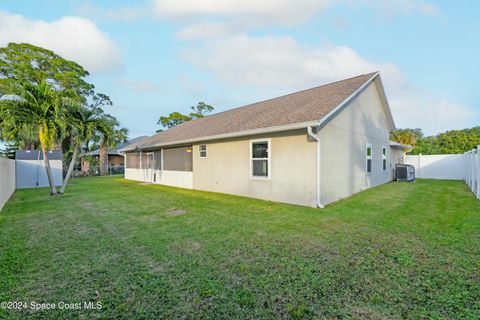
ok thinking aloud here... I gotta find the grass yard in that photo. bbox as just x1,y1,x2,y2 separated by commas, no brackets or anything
0,177,479,319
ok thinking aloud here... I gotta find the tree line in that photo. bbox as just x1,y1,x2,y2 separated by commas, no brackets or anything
390,127,480,155
0,43,127,195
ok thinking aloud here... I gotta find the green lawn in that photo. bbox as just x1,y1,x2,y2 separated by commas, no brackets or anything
0,177,479,319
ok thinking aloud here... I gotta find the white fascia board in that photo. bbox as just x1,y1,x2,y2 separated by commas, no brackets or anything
315,72,395,132
374,75,396,130
316,72,380,129
389,141,412,149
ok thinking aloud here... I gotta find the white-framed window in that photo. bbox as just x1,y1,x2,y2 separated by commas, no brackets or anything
250,139,271,179
382,146,387,171
366,144,372,174
199,144,207,158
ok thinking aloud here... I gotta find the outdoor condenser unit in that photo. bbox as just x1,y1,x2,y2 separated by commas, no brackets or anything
396,164,415,182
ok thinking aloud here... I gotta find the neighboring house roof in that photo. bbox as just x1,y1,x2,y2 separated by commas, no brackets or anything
121,72,395,152
83,136,148,157
16,150,63,160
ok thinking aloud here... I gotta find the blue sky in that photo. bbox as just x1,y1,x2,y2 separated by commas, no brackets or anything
1,0,478,138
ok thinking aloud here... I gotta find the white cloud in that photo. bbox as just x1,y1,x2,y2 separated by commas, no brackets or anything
0,11,122,73
154,0,330,25
154,0,440,26
118,79,162,93
365,0,441,17
176,21,234,39
184,34,401,88
184,34,473,134
76,3,148,22
389,89,476,134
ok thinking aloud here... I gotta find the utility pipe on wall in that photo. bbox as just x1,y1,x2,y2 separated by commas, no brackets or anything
307,126,325,209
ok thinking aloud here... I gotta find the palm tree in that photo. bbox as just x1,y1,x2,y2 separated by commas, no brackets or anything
98,116,128,176
0,81,64,195
59,105,108,193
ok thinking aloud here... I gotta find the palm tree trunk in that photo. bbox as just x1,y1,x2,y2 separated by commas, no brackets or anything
99,144,108,176
59,144,79,194
41,143,58,195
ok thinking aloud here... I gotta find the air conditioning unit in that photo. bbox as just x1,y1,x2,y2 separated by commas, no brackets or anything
396,164,415,182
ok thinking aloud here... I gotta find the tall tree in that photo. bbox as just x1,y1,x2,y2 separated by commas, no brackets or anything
157,102,214,129
0,43,125,182
59,105,109,193
0,81,65,194
60,93,113,175
0,43,93,98
158,112,191,129
189,102,214,119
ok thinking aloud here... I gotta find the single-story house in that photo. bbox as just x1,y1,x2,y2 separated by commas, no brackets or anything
120,72,410,207
80,136,147,175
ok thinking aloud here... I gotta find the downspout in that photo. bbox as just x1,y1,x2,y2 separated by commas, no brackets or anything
307,126,325,208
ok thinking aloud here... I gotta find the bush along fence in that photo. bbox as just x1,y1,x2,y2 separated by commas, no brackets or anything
464,145,480,200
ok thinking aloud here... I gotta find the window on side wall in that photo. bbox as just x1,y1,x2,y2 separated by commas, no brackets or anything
382,147,387,171
251,139,270,178
366,144,372,174
199,144,207,158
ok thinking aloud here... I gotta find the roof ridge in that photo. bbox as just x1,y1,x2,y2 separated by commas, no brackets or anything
150,72,378,136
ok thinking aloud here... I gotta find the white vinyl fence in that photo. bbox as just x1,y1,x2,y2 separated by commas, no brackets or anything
404,154,464,180
0,158,16,211
464,146,480,200
15,159,63,189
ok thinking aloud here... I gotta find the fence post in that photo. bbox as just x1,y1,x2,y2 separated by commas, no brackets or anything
472,150,476,191
477,146,480,199
473,148,477,196
467,151,470,186
468,150,473,190
467,151,470,184
417,154,421,178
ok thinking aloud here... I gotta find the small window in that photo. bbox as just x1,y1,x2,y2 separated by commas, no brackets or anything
366,144,372,174
199,144,207,158
251,139,270,178
382,147,387,171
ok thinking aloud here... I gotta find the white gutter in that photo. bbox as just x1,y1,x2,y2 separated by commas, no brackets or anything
389,141,413,154
307,126,325,209
122,120,320,152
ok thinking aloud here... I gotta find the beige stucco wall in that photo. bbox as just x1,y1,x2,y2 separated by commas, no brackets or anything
318,81,394,205
0,158,16,211
192,130,317,207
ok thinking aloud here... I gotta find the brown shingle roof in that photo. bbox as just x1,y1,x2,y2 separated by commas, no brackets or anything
125,72,378,151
